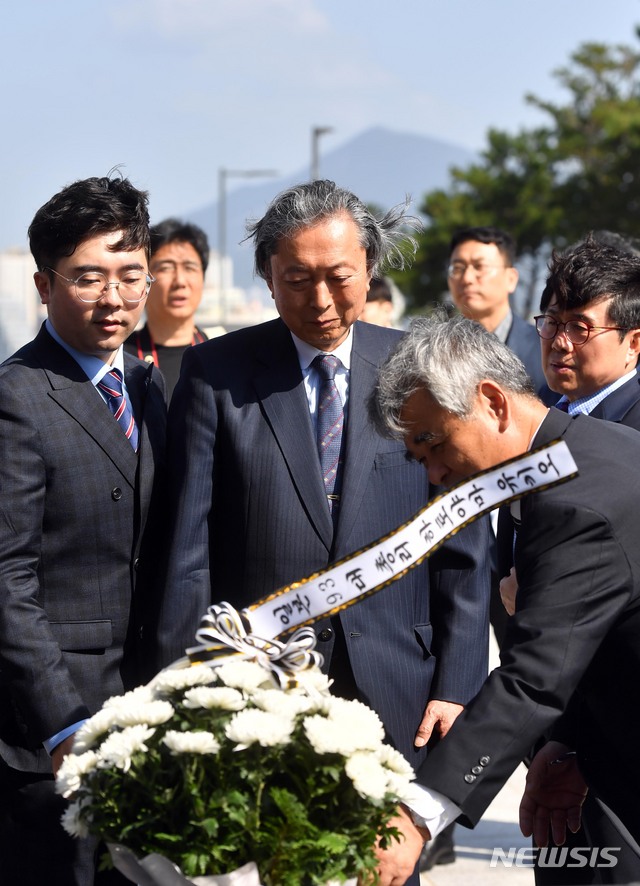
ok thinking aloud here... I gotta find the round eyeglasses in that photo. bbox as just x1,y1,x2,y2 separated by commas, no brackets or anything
45,267,155,304
534,314,628,346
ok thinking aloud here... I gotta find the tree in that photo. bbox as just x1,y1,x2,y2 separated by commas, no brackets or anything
395,30,640,315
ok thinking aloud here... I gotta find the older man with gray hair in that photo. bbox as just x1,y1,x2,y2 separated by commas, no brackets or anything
370,313,640,880
158,181,492,886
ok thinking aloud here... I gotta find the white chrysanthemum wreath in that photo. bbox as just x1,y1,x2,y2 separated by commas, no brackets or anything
56,605,416,886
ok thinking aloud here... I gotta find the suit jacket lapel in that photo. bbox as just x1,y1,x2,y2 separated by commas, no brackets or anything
524,407,574,522
333,325,381,551
590,375,640,422
252,321,334,551
532,406,573,448
36,327,139,486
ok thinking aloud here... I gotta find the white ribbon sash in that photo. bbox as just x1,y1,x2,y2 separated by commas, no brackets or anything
244,439,577,639
184,440,577,676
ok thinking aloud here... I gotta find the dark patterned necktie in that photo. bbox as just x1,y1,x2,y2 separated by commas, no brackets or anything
313,354,344,516
97,368,139,452
555,398,570,412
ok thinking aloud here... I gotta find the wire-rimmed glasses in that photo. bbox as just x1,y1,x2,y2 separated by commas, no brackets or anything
45,267,154,304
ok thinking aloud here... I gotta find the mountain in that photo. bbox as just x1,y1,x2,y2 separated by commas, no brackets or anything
189,126,476,291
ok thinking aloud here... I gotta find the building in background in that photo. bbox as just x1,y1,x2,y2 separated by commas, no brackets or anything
0,250,42,361
195,252,277,336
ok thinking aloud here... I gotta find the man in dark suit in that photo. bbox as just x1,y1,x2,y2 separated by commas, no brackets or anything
508,233,640,884
537,234,640,428
423,228,556,870
0,174,167,885
158,180,491,886
371,313,640,883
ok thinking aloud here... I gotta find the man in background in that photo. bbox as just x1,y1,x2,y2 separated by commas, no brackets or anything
447,225,554,405
360,275,395,327
0,174,167,885
125,217,208,398
158,180,492,886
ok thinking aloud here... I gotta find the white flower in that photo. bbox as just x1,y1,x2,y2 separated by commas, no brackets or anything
101,688,175,728
97,724,155,772
377,744,415,779
73,708,119,753
103,685,154,711
183,686,246,711
345,751,390,801
225,709,295,748
303,699,385,756
113,700,175,728
163,730,221,755
216,659,272,692
292,667,333,696
55,750,100,798
326,698,386,748
61,797,91,839
151,663,217,693
303,715,356,756
251,688,317,717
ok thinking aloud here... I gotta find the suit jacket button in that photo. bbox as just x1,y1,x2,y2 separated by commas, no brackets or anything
133,557,140,571
471,765,483,775
464,774,476,783
318,628,334,642
479,756,490,766
111,487,123,501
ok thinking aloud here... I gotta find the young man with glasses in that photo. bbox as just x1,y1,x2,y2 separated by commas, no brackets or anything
0,174,167,885
536,234,640,427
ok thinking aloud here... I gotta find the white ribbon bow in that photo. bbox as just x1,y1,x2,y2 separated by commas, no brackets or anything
184,602,324,688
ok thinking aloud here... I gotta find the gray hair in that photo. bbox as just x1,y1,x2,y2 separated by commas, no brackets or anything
371,313,536,437
246,179,420,279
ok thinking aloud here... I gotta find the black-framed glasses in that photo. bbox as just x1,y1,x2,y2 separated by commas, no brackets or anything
45,267,155,304
534,314,628,346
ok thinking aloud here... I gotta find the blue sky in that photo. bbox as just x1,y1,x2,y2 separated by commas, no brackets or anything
2,0,639,250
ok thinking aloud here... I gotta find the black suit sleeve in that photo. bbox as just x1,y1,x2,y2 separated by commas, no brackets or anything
415,493,634,827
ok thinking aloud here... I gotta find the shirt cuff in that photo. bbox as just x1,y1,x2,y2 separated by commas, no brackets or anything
406,782,462,838
43,720,86,755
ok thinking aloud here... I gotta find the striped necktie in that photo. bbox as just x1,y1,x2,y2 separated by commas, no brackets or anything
313,354,344,517
97,368,139,452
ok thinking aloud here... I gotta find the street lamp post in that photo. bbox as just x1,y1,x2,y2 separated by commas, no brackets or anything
311,127,333,181
218,168,278,324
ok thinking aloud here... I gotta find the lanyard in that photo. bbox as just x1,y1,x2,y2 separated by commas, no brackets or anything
134,327,206,366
